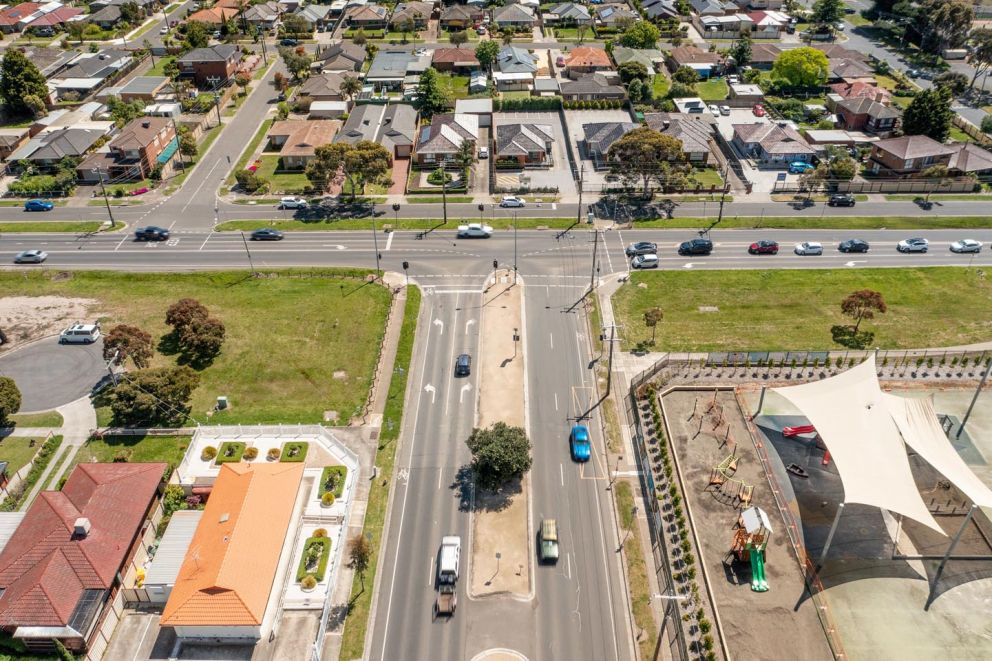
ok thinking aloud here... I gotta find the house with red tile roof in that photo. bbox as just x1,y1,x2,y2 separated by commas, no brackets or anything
0,3,41,33
564,46,613,79
0,463,166,654
186,6,239,27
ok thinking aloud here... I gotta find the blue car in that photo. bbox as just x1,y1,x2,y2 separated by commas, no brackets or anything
788,161,814,174
569,425,591,462
24,199,54,212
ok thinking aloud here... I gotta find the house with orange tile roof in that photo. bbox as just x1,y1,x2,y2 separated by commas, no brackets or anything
564,46,613,79
161,463,305,640
186,6,239,27
267,119,339,170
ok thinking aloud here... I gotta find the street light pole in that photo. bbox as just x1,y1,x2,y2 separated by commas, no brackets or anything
97,169,116,229
513,211,517,284
240,231,256,276
371,200,381,279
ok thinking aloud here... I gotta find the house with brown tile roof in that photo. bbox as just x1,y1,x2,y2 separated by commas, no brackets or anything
316,40,366,72
186,6,239,27
78,116,177,182
565,47,613,79
732,122,815,166
346,3,389,28
746,43,781,70
267,119,339,169
440,4,483,29
0,463,165,654
666,46,723,79
868,134,958,175
834,96,900,135
948,142,992,177
829,81,892,104
432,48,480,73
415,112,479,166
161,463,305,640
390,1,432,29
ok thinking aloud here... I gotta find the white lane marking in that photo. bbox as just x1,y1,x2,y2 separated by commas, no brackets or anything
438,467,443,490
549,332,554,350
198,233,212,251
385,231,394,251
179,157,224,215
433,318,444,335
428,557,435,587
114,234,129,251
465,319,476,335
845,260,867,267
554,392,559,411
560,463,564,487
424,383,436,404
460,383,472,403
567,552,572,580
321,244,348,249
683,263,696,269
430,289,484,294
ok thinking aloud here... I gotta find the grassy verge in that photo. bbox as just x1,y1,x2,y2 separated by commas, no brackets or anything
616,480,657,661
633,216,992,229
216,217,580,232
256,155,311,194
884,194,992,201
614,267,992,351
0,437,46,476
0,221,104,232
226,118,274,186
2,270,391,425
339,286,421,659
42,447,72,490
407,196,474,203
0,200,66,207
0,436,61,511
162,124,223,195
147,56,176,77
6,411,64,428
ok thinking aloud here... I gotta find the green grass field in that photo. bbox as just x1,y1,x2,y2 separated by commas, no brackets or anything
0,271,391,425
630,215,992,229
256,155,311,194
68,435,189,475
6,411,63,428
227,119,275,187
697,78,728,101
613,267,992,351
216,217,579,232
652,74,670,99
436,73,470,99
0,437,45,476
0,221,104,233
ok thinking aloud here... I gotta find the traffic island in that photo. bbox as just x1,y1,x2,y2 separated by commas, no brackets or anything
469,270,532,599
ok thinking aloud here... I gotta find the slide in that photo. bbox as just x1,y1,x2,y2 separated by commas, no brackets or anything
750,548,769,593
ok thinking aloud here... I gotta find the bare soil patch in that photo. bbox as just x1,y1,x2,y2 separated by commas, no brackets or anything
0,296,102,351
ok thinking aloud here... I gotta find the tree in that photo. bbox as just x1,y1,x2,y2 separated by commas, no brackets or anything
119,1,142,25
476,40,499,71
969,29,992,89
103,324,154,368
666,81,696,99
414,67,449,118
107,96,146,127
501,29,514,46
340,75,362,101
671,65,700,86
349,534,372,590
628,78,644,104
934,71,968,96
23,95,46,119
643,307,663,345
184,21,210,49
0,376,21,422
729,31,752,69
465,422,532,491
902,86,953,142
577,24,589,44
306,141,391,199
0,49,48,117
67,20,86,44
617,61,650,83
771,47,829,89
180,316,226,364
282,14,311,36
352,28,367,46
841,289,887,333
178,127,198,159
397,18,415,43
109,366,200,426
278,46,311,81
164,58,181,81
811,0,844,28
234,72,251,95
235,168,267,192
619,21,660,49
917,0,972,54
606,127,687,196
455,138,475,171
828,156,857,180
450,30,469,47
981,115,992,135
166,298,209,333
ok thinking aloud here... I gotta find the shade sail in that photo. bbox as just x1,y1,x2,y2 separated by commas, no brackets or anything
772,356,945,534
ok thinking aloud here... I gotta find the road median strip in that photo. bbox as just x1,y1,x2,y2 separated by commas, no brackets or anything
215,217,581,232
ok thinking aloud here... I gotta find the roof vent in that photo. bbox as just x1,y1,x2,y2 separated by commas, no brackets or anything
141,121,150,128
73,518,91,538
219,513,229,523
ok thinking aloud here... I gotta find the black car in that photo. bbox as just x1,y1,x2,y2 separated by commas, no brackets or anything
678,238,713,256
135,226,170,241
838,239,869,253
455,353,471,377
828,194,856,207
280,38,298,46
624,241,657,256
251,228,285,241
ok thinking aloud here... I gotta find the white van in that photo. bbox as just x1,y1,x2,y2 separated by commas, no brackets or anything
59,323,100,345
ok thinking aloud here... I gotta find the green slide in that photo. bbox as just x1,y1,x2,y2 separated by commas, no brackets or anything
750,548,769,592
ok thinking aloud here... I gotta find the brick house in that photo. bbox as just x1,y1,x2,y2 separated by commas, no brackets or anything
496,123,554,166
834,96,900,135
564,46,613,79
267,119,339,169
177,44,240,88
440,4,483,29
107,116,177,180
431,48,480,73
868,135,958,175
732,122,815,166
389,1,432,29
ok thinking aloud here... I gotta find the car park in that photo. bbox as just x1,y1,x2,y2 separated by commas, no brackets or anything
250,228,284,241
838,239,869,253
569,425,591,462
752,103,766,117
455,353,471,376
631,254,659,269
499,196,526,208
950,239,982,253
279,196,308,209
624,241,657,256
678,238,713,256
748,240,779,255
59,323,100,344
135,226,170,241
788,161,815,174
13,249,47,264
24,199,53,212
897,237,929,253
828,194,856,207
456,223,493,238
794,241,823,256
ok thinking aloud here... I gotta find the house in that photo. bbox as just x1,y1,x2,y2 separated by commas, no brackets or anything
666,46,722,79
0,463,165,654
88,4,124,29
641,0,679,19
497,46,539,75
731,0,783,8
114,76,171,102
297,72,352,102
278,0,302,12
242,1,281,30
496,122,555,165
185,6,238,27
161,464,305,641
77,116,178,182
803,129,879,148
390,1,432,29
560,73,626,100
336,103,417,158
493,4,537,29
141,511,203,605
646,114,714,163
745,10,789,38
365,49,431,90
829,81,892,105
25,5,83,35
564,46,613,78
543,2,592,25
317,40,366,72
813,45,868,62
432,48,480,73
346,3,388,28
309,101,349,119
834,95,899,134
440,4,482,29
948,143,992,177
48,48,133,100
611,47,665,76
532,76,560,96
266,119,339,169
747,43,781,70
7,127,106,170
732,122,815,166
694,14,754,39
469,70,488,93
729,83,763,102
415,112,479,166
689,0,738,15
297,4,334,30
177,44,241,88
455,98,493,127
582,121,638,167
0,3,41,33
508,0,540,7
868,135,957,175
595,4,639,27
828,58,874,82
0,128,30,160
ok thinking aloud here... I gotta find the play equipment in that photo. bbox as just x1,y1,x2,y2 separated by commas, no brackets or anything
782,424,816,437
730,506,773,592
708,453,754,509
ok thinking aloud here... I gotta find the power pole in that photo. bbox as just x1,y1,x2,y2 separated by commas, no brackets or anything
577,162,584,226
589,228,599,295
716,160,729,226
441,173,448,226
97,170,116,229
240,231,256,276
602,322,621,397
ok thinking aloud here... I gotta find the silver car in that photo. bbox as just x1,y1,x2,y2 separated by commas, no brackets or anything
897,237,929,253
794,241,823,256
14,250,48,264
950,239,982,253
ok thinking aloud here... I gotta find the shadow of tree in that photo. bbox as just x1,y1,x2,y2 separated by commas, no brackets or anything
830,324,875,349
157,330,181,357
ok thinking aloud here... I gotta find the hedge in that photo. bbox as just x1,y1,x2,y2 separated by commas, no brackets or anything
320,465,347,497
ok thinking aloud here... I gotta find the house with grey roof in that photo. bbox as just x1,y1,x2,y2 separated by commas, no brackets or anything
544,2,592,25
297,72,352,102
390,1,432,29
611,47,665,75
595,4,639,26
732,122,815,167
582,121,638,168
496,123,554,166
7,127,106,171
642,0,678,19
493,4,537,28
689,0,737,14
297,4,334,29
497,46,539,74
243,1,281,30
336,103,417,158
560,73,626,101
415,113,479,167
365,49,431,90
317,41,366,72
646,113,715,163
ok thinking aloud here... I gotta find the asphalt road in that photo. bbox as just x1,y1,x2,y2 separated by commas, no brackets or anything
0,337,106,411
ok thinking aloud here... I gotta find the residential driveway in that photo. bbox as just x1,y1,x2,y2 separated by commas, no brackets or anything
712,109,791,193
103,612,176,661
0,336,106,412
492,111,578,199
562,109,634,192
251,612,319,661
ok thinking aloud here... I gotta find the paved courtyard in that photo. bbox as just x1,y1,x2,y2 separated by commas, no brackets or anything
492,111,578,199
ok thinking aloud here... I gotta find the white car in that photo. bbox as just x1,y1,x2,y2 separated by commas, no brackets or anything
279,196,309,209
950,239,982,253
708,104,720,116
13,249,48,264
631,254,659,269
414,48,428,56
478,146,489,159
457,223,493,238
794,241,823,256
159,26,168,34
719,105,731,115
499,196,526,208
897,237,929,253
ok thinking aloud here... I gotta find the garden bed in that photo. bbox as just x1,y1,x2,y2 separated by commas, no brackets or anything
281,441,309,463
296,535,331,581
216,441,246,464
320,465,347,498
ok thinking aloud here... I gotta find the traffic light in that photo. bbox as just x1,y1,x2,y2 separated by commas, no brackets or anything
493,260,498,269
402,261,409,270
478,204,485,212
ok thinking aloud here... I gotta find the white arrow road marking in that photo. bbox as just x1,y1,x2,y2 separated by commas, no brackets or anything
683,262,696,269
460,383,472,403
465,319,476,335
322,244,348,250
433,318,444,335
845,260,866,267
424,384,436,404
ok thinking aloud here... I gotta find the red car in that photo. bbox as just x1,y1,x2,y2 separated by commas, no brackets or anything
748,239,779,255
753,103,766,117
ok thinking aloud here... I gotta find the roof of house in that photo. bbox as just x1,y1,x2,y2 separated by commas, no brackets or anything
455,98,493,114
669,46,722,66
144,510,203,589
871,134,958,160
366,50,429,79
0,463,165,631
494,4,535,22
186,6,238,24
243,2,280,21
949,142,992,173
641,0,678,18
379,103,417,151
317,40,366,69
646,114,715,154
347,3,387,20
533,76,560,92
595,4,638,22
746,43,781,64
549,3,591,20
690,0,735,14
161,463,305,628
829,58,874,80
110,117,171,151
836,96,900,119
733,122,815,155
268,119,338,156
813,44,868,62
560,72,625,95
829,81,891,102
0,3,41,27
417,113,479,154
440,4,481,20
746,9,788,26
29,6,83,26
298,4,333,21
178,44,240,64
611,47,664,72
432,48,480,67
119,76,169,96
298,71,349,97
337,103,382,143
582,121,638,155
497,46,538,73
496,123,554,156
19,127,105,161
566,46,612,69
391,1,432,23
62,49,131,79
87,5,121,23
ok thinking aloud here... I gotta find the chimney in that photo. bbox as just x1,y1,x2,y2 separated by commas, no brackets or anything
141,121,150,128
874,89,885,104
73,518,91,538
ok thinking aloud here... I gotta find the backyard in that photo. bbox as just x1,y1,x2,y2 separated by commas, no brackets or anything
437,73,471,99
69,435,190,475
0,437,46,476
697,78,729,102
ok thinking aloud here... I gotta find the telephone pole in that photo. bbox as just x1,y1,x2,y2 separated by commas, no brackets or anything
602,322,621,397
97,170,116,229
589,228,599,295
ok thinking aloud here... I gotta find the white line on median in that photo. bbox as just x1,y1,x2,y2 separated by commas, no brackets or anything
549,332,554,350
560,463,564,487
385,231,394,251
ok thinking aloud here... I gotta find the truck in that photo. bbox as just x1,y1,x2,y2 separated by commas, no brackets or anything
435,536,461,617
435,583,457,616
942,49,968,60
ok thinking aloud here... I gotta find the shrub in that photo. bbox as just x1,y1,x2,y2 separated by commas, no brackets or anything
281,441,309,462
267,447,281,460
320,465,348,497
201,445,217,460
301,574,317,589
699,617,711,634
113,449,132,462
702,634,714,651
313,528,328,537
321,492,336,507
244,446,258,460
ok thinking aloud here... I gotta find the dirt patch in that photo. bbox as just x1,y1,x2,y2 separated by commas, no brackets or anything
0,296,102,351
332,370,347,380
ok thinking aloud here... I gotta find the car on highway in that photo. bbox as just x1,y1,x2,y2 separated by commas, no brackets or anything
950,239,982,253
678,238,713,256
279,196,309,209
134,226,170,241
752,103,766,117
897,237,929,253
456,223,493,238
794,241,823,256
24,199,53,212
630,254,659,269
624,241,657,256
455,353,471,376
748,239,779,255
569,425,591,462
788,161,815,174
838,238,869,253
250,228,284,241
13,249,47,264
499,195,526,208
538,519,560,564
827,194,856,207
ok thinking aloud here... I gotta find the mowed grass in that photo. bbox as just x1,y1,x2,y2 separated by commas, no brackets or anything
217,217,578,232
613,268,992,351
0,437,44,476
6,411,64,428
0,221,104,233
633,215,992,229
0,271,391,424
615,479,657,661
69,435,190,474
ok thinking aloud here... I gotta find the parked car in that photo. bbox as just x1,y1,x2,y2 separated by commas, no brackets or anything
624,241,657,256
134,226,170,241
456,223,493,238
23,199,53,212
279,196,308,209
476,26,486,34
13,249,47,264
631,254,659,269
159,26,168,35
794,241,823,256
455,353,471,376
828,194,856,207
478,146,489,159
569,425,591,462
708,104,720,116
719,105,731,115
678,238,713,256
752,103,766,117
950,239,982,253
250,228,284,241
748,239,779,255
556,55,566,67
727,75,740,84
280,38,298,46
788,161,815,174
897,237,929,253
59,323,100,344
838,239,869,253
499,195,526,208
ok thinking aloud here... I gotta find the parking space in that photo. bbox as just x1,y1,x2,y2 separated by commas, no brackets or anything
492,111,578,198
0,336,106,411
103,612,175,661
562,109,635,190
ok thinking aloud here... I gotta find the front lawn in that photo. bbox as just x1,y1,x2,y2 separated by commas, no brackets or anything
147,56,176,78
613,267,992,351
6,411,64,428
256,154,312,194
696,78,729,101
0,437,46,476
692,167,723,188
227,118,274,187
652,74,670,99
69,435,189,475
